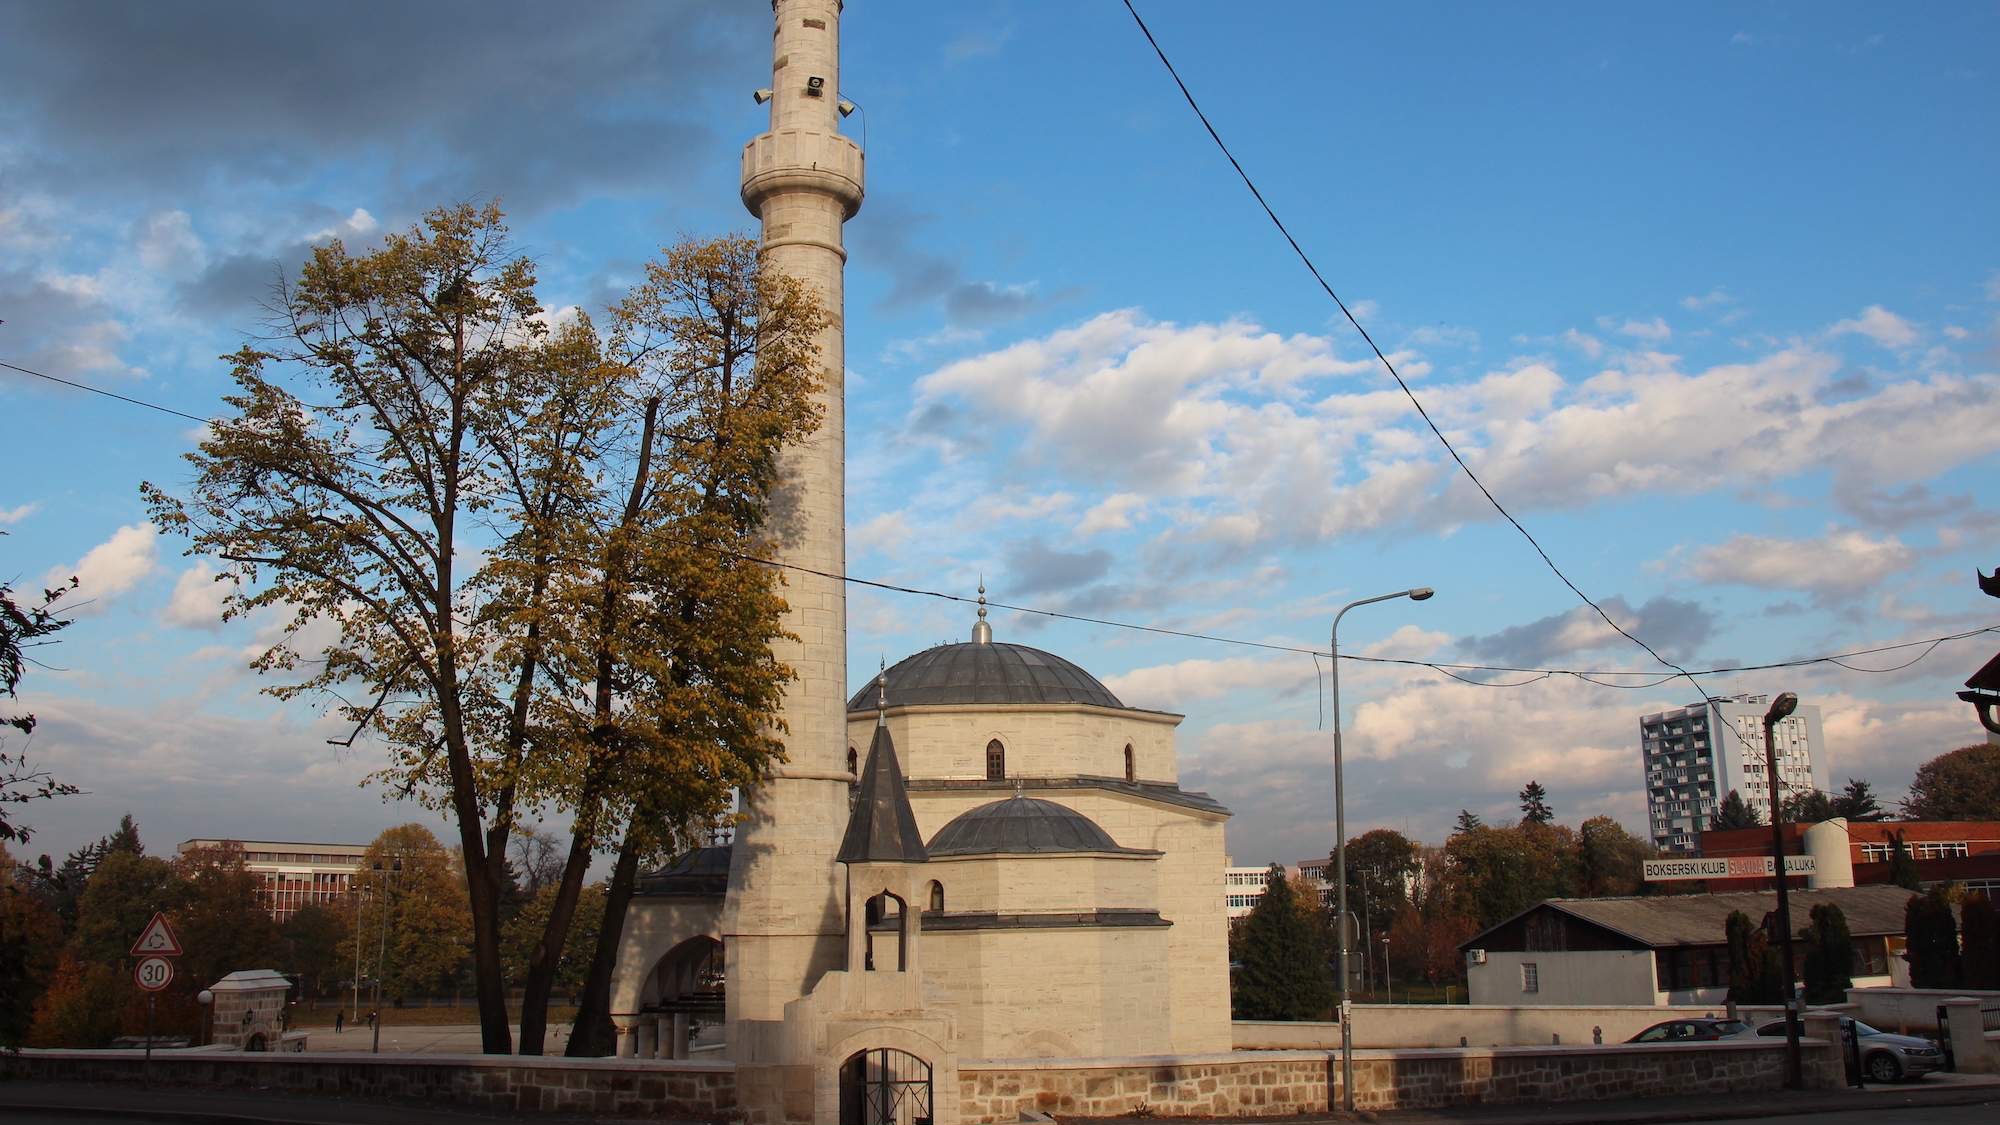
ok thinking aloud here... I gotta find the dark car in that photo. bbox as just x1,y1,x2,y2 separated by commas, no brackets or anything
1626,1017,1752,1043
1754,1015,1943,1082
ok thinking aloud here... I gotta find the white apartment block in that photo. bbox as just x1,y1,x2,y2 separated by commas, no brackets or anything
1640,694,1828,853
179,838,369,921
1224,860,1334,918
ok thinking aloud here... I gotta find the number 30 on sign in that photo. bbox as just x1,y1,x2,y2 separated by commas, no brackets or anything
135,956,175,992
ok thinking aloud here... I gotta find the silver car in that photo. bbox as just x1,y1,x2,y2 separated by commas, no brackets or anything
1754,1015,1944,1082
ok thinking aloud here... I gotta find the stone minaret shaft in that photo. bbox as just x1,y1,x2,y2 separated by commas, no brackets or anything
721,0,865,1032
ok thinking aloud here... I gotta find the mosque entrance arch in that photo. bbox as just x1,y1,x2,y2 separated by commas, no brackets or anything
636,936,724,1059
838,1047,933,1125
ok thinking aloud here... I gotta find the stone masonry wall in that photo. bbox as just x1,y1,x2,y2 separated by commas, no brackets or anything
1337,1042,1811,1111
959,1053,1330,1122
4,1050,737,1121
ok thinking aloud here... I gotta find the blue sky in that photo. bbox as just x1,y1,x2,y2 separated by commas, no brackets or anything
3,2,1996,868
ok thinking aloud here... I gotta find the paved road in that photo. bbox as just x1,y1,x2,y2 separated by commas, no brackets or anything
1648,1103,1997,1125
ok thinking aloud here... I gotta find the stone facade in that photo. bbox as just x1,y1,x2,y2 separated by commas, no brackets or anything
5,1051,736,1120
958,1053,1329,1122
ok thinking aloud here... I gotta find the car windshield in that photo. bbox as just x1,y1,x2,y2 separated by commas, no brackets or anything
1849,1019,1882,1037
1712,1020,1748,1034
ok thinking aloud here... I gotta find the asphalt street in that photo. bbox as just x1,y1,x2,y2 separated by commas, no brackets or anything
1648,1105,1997,1125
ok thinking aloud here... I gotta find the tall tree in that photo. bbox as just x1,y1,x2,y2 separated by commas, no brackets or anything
0,572,78,845
559,236,823,1057
144,202,546,1051
1231,868,1332,1020
1576,815,1654,897
1904,887,1961,988
0,843,63,1048
1725,909,1785,1004
1518,781,1553,825
172,842,282,1004
1781,789,1835,823
1961,893,2000,992
1452,809,1484,835
1337,829,1420,917
1886,831,1921,890
280,904,349,999
341,825,472,1003
1801,903,1854,1004
1830,778,1887,822
1901,744,2000,820
1709,789,1761,830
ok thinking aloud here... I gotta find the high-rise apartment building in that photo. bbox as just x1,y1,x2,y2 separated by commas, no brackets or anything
1641,694,1827,852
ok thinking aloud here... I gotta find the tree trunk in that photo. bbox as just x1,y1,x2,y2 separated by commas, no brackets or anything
515,823,597,1054
566,829,643,1058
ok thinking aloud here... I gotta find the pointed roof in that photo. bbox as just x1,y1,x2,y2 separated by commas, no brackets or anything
837,722,929,864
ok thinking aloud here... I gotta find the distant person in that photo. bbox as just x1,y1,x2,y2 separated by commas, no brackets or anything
334,1010,344,1034
367,1009,377,1030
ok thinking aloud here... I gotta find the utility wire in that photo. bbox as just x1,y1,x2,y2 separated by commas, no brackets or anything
7,360,1995,686
1113,1,1852,767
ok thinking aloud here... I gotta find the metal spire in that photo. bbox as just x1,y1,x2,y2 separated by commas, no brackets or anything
877,656,888,727
971,576,992,644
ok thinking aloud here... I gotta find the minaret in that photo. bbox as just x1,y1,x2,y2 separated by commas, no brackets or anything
721,0,866,1037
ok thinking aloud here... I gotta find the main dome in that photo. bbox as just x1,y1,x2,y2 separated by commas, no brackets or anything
926,795,1128,856
848,641,1125,711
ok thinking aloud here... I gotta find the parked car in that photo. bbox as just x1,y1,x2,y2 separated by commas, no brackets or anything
1752,1015,1944,1082
1625,1017,1753,1043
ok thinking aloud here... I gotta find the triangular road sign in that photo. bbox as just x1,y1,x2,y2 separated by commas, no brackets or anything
129,911,183,957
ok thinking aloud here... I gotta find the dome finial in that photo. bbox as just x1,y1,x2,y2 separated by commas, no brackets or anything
971,576,993,644
877,656,888,727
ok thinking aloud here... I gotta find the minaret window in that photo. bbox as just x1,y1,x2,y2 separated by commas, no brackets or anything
847,746,859,786
928,880,944,913
1124,744,1136,783
985,739,1005,781
863,891,907,972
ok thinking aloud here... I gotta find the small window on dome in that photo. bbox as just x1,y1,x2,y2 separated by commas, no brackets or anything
985,739,1005,781
1124,743,1135,782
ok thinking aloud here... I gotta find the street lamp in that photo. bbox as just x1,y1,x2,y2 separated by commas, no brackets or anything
1332,586,1433,1112
1381,935,1392,1005
1764,691,1802,1089
371,856,402,1054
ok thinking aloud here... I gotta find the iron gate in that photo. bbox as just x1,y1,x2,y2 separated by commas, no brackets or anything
839,1047,932,1125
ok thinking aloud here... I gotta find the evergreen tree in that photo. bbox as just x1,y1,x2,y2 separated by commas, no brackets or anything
1801,903,1853,1004
1960,892,1999,992
1709,789,1761,830
1830,779,1886,822
1452,809,1484,835
1230,867,1333,1021
1725,910,1785,1004
1904,887,1962,988
1887,831,1921,890
1518,781,1553,825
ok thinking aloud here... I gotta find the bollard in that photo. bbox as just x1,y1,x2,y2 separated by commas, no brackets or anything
1593,1026,1602,1045
1460,1036,1468,1047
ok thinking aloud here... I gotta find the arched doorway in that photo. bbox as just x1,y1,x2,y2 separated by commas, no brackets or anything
638,936,724,1059
839,1047,933,1125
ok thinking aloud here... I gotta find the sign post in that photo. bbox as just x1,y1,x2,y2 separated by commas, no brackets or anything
129,913,183,1082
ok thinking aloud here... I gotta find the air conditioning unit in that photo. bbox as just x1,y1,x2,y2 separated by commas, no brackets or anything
1467,949,1488,965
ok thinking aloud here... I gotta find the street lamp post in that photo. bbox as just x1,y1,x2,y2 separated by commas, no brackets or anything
1764,692,1803,1089
1381,935,1392,1005
1332,586,1433,1113
371,857,401,1054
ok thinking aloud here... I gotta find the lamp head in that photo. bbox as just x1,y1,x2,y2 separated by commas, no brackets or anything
837,98,857,118
1766,692,1799,723
1408,587,1435,602
752,89,773,105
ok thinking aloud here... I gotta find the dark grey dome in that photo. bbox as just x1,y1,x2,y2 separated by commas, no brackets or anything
927,795,1127,856
848,642,1124,711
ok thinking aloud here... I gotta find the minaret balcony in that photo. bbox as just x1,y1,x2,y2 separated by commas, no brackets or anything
741,128,865,218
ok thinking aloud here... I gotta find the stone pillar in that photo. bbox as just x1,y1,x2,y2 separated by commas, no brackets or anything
1800,1013,1846,1088
1942,998,1996,1073
671,1013,690,1061
615,1020,637,1059
722,0,867,1039
636,1021,657,1061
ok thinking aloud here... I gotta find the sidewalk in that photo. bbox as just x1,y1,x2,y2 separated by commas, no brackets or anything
0,1080,597,1125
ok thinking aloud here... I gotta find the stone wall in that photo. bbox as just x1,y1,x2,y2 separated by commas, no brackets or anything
1236,1003,1742,1050
3,1050,736,1120
958,1052,1329,1122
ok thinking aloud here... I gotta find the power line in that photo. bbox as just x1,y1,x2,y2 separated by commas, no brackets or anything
7,360,1995,688
1112,1,1839,765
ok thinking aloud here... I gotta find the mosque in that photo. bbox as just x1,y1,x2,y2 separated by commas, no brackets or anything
606,3,1232,1122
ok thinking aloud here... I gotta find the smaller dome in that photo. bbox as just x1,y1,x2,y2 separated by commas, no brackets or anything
927,795,1127,856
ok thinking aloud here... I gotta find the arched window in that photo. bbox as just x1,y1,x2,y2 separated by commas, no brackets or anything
928,880,944,913
985,739,1005,781
1124,743,1135,782
864,891,907,972
847,746,859,784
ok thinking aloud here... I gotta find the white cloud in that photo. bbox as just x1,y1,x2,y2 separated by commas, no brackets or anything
162,562,232,630
1559,328,1603,359
43,522,158,613
854,511,912,554
1076,493,1146,536
1614,316,1672,341
1943,325,1969,341
135,209,203,273
1104,655,1316,712
0,502,39,526
1828,305,1918,348
1680,288,1734,312
1680,528,1916,596
306,207,377,243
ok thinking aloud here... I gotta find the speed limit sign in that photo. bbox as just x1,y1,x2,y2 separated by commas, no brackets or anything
134,956,175,992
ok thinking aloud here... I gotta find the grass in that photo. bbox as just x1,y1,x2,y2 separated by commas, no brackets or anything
287,1002,580,1028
